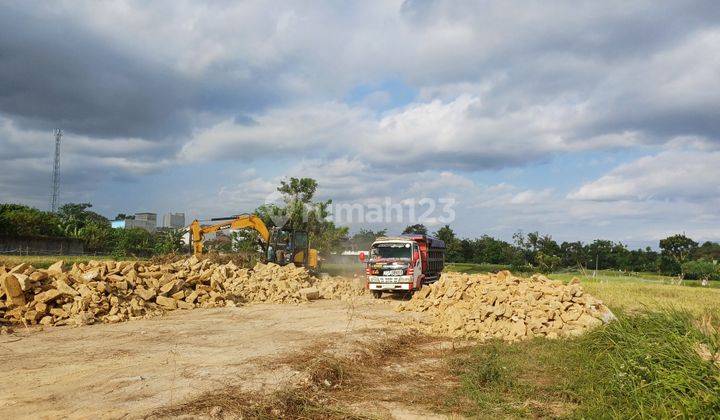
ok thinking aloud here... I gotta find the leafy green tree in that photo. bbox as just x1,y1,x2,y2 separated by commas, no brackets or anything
228,229,260,253
278,178,318,203
54,203,113,251
536,251,561,273
153,227,187,254
0,204,63,237
681,260,719,281
434,225,462,262
512,231,560,266
263,177,347,256
693,241,720,261
660,234,698,273
312,224,350,255
658,255,682,276
587,239,616,270
434,225,455,243
275,177,332,233
626,247,659,272
350,228,387,250
79,220,113,253
110,228,155,258
58,203,108,227
402,224,428,235
560,241,588,268
475,235,518,264
458,238,475,262
254,203,284,228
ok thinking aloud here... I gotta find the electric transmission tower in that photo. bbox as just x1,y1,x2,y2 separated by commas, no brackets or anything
50,129,62,213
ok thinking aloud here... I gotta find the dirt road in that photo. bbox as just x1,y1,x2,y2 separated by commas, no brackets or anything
0,297,436,419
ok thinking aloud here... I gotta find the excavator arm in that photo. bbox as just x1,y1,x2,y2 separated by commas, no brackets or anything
189,215,270,256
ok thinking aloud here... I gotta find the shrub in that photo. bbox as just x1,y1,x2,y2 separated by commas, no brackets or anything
682,260,719,281
456,308,720,418
110,228,155,258
0,204,63,237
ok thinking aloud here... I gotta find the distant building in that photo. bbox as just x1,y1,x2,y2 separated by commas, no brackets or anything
163,212,186,229
134,213,157,231
111,212,157,232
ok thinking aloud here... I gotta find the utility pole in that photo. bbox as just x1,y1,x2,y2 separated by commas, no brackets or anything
50,129,62,213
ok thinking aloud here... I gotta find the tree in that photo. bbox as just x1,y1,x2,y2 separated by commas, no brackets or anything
586,240,615,270
681,260,719,281
475,235,517,264
278,177,318,204
57,203,109,239
58,203,108,226
658,255,682,276
434,225,462,262
536,252,561,273
264,177,347,256
458,238,475,262
693,241,720,262
560,241,588,268
312,224,350,255
153,228,187,254
79,221,112,253
402,224,427,235
275,177,333,235
512,231,560,266
350,228,387,250
0,204,63,237
254,203,284,228
111,227,155,258
659,234,698,267
626,247,659,272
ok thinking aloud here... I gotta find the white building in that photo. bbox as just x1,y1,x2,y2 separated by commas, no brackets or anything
163,212,185,229
111,212,157,232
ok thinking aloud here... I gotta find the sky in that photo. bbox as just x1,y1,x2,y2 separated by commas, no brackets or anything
1,0,719,248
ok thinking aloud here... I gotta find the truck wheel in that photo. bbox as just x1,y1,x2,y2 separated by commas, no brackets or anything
372,291,382,299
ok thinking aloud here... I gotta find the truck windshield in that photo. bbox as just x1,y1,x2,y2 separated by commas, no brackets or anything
371,243,411,260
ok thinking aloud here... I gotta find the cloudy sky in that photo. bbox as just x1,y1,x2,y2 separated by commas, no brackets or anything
1,0,719,247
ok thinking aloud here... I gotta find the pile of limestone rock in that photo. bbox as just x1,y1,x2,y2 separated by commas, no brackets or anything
397,270,614,341
0,256,363,327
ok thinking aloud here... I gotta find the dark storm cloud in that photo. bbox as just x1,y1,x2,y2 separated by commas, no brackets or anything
398,0,720,152
400,0,720,87
0,6,190,140
0,4,284,142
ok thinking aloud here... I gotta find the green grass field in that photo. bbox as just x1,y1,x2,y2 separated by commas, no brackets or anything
447,263,720,418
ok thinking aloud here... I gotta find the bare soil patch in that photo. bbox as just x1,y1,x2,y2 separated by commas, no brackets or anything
1,297,463,419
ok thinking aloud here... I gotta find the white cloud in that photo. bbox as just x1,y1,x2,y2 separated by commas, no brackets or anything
569,150,720,202
178,94,650,171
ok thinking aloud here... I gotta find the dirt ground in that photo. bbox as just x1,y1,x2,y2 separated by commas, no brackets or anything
0,296,457,419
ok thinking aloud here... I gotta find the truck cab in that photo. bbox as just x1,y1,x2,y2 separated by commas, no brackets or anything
363,235,445,299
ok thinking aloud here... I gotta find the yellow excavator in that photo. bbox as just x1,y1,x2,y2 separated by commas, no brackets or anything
188,214,319,270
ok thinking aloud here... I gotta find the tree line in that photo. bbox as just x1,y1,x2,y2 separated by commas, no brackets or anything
0,177,348,259
350,224,720,280
0,203,184,257
3,183,719,281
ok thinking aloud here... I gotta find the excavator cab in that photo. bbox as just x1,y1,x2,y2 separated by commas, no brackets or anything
267,227,318,270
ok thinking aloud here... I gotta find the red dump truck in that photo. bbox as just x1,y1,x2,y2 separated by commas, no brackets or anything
360,235,446,298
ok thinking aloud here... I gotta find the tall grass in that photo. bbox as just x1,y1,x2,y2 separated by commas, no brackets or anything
455,308,720,418
577,309,720,418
